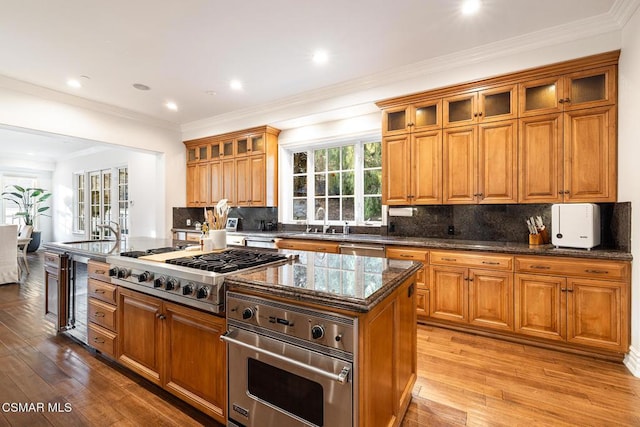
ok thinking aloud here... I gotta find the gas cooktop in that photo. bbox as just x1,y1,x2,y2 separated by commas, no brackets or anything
119,247,178,258
166,249,290,272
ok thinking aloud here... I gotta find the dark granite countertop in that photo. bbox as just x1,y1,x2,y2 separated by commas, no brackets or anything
225,250,422,313
42,237,175,263
273,232,632,261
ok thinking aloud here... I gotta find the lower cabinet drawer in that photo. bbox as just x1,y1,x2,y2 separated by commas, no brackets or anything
88,298,117,331
88,278,117,305
88,322,116,357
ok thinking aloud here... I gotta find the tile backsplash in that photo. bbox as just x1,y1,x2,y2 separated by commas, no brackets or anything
173,207,278,232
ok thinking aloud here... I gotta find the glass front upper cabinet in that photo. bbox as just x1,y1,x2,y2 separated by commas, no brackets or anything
236,134,265,156
186,143,208,163
444,85,516,127
382,100,441,136
519,66,615,116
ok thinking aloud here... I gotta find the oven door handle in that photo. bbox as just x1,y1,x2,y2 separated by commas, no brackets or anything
221,330,351,385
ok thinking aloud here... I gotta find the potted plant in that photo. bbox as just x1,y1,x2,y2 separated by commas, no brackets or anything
2,185,52,252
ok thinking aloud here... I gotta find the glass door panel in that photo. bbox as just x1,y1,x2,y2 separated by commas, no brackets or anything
210,142,221,159
414,102,440,129
187,147,197,163
198,145,208,161
251,135,264,153
519,77,562,117
571,74,605,104
564,66,614,110
223,140,234,157
236,138,249,155
444,94,475,127
483,92,511,117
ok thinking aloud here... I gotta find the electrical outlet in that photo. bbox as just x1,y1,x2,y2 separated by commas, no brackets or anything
186,219,191,226
448,225,455,235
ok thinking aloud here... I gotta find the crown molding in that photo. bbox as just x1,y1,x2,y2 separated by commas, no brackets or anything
0,75,181,132
182,8,624,135
609,0,640,26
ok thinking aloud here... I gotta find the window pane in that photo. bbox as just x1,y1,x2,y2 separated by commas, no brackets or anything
293,199,307,220
343,197,355,221
328,147,340,171
342,145,354,170
314,149,326,172
328,172,340,196
314,199,326,220
364,196,382,221
342,171,354,195
314,174,326,196
293,152,307,174
364,142,381,168
328,198,340,220
293,176,307,197
364,170,381,195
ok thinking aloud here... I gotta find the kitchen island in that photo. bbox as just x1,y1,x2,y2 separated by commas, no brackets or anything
224,251,421,427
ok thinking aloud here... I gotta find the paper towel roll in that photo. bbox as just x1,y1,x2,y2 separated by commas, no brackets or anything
388,207,414,217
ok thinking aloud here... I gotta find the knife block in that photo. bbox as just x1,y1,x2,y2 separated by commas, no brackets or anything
529,233,544,245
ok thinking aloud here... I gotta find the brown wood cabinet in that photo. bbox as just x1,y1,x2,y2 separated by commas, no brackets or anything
359,273,416,427
184,126,279,207
276,239,340,253
377,51,619,206
386,247,429,321
514,255,629,353
117,287,226,423
87,260,118,358
44,251,70,331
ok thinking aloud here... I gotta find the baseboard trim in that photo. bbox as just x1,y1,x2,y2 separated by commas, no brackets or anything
624,345,640,377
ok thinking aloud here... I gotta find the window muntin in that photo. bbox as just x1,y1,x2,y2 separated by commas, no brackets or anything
290,140,381,225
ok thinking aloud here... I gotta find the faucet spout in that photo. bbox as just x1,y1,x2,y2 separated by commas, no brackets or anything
98,220,121,241
315,207,329,234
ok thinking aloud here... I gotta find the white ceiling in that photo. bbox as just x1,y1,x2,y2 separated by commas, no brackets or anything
0,0,633,161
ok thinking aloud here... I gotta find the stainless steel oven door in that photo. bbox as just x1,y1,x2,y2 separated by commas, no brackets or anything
222,327,353,427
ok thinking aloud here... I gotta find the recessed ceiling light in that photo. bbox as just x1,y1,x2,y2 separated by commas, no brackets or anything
133,83,151,91
230,79,243,91
67,79,82,88
461,0,481,15
312,50,329,65
165,101,178,111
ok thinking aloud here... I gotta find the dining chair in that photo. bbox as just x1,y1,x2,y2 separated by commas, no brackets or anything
17,225,33,275
0,224,19,284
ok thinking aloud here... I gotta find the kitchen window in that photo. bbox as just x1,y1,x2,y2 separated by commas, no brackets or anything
1,175,38,225
73,166,128,239
289,139,382,226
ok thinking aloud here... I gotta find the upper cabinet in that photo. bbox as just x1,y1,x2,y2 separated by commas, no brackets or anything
184,126,280,208
376,50,619,206
443,85,517,128
519,66,616,117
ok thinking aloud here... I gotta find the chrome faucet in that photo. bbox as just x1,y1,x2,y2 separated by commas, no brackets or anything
98,220,121,241
315,207,330,234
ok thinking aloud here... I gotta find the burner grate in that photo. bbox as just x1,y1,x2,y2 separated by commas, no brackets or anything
165,249,289,273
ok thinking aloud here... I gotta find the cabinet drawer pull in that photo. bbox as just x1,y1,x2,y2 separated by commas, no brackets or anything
93,337,105,344
95,269,106,275
94,289,106,294
585,269,608,274
316,247,326,251
400,254,413,258
94,312,105,318
442,257,457,262
531,265,551,270
482,261,500,265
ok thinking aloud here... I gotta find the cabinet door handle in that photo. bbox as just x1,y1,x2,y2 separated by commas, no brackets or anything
155,313,166,320
93,337,105,344
585,269,608,274
478,112,483,116
561,288,567,292
531,265,551,270
94,312,105,318
567,288,574,292
482,261,500,265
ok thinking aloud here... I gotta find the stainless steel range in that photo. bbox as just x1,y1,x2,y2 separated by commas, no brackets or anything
106,248,295,313
222,291,357,427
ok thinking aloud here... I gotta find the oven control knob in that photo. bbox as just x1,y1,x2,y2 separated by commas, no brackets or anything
196,286,210,299
109,267,119,277
311,325,325,340
154,276,166,288
117,268,130,279
182,283,194,295
242,307,255,320
138,271,152,282
166,278,179,291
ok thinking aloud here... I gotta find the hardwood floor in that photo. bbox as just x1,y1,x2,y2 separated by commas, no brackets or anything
2,251,640,426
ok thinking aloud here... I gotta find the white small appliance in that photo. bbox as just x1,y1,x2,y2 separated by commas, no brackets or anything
551,203,601,249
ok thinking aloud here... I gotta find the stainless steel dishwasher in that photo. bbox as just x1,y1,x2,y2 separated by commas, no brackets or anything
338,243,385,257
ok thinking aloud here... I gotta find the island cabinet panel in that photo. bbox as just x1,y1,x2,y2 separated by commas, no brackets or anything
276,239,340,253
117,288,163,385
164,302,226,421
359,274,416,427
116,288,226,424
44,252,70,331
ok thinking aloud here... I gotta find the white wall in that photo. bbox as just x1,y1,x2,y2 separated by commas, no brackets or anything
619,5,640,375
53,147,163,242
0,82,184,239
